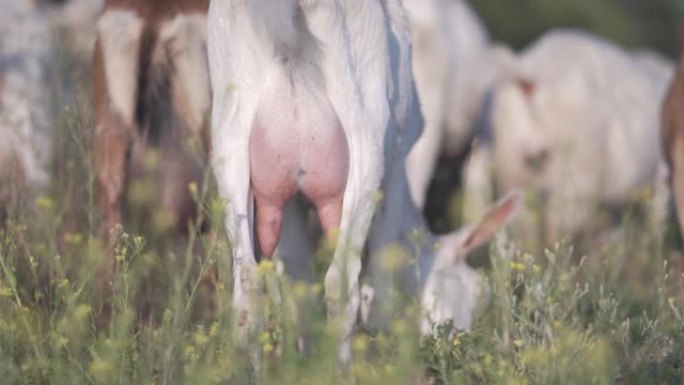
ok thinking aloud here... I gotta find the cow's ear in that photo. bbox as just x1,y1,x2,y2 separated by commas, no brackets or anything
461,190,522,255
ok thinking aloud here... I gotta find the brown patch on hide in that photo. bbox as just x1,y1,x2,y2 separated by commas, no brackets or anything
92,34,135,325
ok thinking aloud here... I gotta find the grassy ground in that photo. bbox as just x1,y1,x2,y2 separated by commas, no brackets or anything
0,94,683,385
1,19,684,385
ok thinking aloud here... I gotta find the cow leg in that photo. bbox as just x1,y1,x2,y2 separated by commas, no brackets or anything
323,136,383,366
92,10,143,322
94,111,133,278
215,147,257,321
214,148,262,375
210,81,261,368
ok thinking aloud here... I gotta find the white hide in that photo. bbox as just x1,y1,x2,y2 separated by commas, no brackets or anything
444,44,517,154
156,14,211,136
463,30,673,242
97,10,144,127
403,0,461,209
403,0,514,209
632,49,675,96
0,1,55,191
208,0,410,365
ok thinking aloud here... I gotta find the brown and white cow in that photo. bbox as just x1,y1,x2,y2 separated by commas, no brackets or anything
92,0,211,306
662,33,684,246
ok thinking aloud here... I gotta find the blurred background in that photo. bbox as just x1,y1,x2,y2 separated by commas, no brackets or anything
33,0,684,57
473,0,682,57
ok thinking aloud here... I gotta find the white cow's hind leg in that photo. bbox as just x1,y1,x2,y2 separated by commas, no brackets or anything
212,133,260,366
324,140,382,365
324,208,366,365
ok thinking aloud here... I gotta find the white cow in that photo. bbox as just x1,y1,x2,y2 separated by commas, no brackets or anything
208,0,520,366
462,30,673,245
208,0,418,365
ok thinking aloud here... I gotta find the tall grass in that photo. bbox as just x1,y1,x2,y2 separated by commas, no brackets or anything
2,185,684,384
0,40,683,385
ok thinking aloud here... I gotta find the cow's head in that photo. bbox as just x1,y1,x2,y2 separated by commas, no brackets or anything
420,190,521,335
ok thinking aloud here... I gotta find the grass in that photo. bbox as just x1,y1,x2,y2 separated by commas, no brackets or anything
1,107,683,385
2,191,684,385
1,35,683,385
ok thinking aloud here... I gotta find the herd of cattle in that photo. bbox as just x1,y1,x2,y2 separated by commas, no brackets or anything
1,0,683,366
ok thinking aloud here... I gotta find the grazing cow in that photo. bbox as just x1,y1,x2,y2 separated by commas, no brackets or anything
0,1,55,218
92,0,211,302
208,0,521,367
208,0,427,364
462,30,672,246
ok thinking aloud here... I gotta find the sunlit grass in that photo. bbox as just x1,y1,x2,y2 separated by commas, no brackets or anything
1,113,683,385
0,51,683,385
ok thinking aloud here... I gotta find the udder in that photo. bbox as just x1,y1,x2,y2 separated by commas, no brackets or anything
249,80,349,257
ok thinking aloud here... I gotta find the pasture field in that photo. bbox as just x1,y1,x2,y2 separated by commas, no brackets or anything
0,94,683,385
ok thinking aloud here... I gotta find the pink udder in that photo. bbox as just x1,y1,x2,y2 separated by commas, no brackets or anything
249,85,349,257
